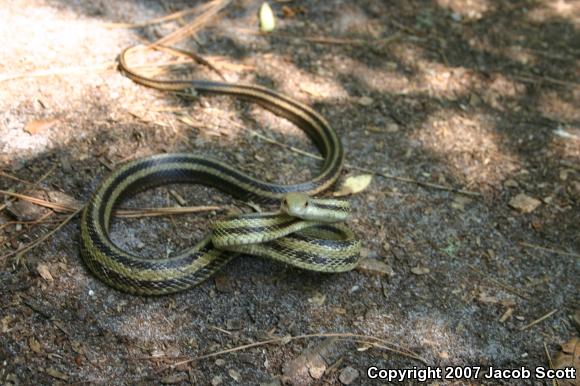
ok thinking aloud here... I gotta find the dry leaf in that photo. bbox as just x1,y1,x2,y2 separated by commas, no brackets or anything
282,5,296,18
308,363,326,379
259,2,276,32
29,336,42,353
37,263,53,281
7,199,50,221
552,337,579,386
478,291,499,304
24,119,58,135
46,368,68,380
451,196,472,211
509,193,541,213
334,174,373,196
2,316,13,332
411,266,430,275
283,338,335,383
47,190,82,212
358,96,374,106
308,292,326,306
504,179,519,188
228,369,241,382
356,258,395,277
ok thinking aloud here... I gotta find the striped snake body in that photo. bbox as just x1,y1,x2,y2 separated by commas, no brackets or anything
79,48,360,295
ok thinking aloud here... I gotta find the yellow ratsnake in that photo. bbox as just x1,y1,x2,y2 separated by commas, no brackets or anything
79,47,360,295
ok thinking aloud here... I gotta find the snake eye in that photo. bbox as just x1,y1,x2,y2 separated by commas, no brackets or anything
304,201,309,208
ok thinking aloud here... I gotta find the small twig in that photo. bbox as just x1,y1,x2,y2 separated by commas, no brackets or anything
520,242,580,259
0,189,74,212
351,165,481,197
512,74,579,88
38,163,58,184
468,265,530,300
0,171,41,186
234,27,402,46
151,44,226,80
209,325,232,335
153,0,230,47
249,129,481,197
115,205,224,217
0,211,55,231
543,342,559,386
0,189,224,217
161,332,427,373
22,298,53,319
520,309,558,331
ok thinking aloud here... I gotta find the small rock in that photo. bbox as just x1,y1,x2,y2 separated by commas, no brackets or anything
307,292,326,306
46,368,68,381
504,179,519,188
29,336,42,353
339,366,359,385
7,199,49,221
211,375,223,386
228,369,241,382
568,181,580,201
450,12,462,22
308,363,326,379
411,266,430,275
451,196,472,212
36,263,54,282
386,122,399,132
509,193,541,213
358,96,374,106
356,258,395,277
215,359,226,367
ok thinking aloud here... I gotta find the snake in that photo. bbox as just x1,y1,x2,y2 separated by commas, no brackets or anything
79,46,360,295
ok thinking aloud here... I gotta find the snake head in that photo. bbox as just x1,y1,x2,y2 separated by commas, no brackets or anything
281,193,349,222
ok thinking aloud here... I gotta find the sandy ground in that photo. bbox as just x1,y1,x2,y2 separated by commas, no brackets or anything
1,0,579,385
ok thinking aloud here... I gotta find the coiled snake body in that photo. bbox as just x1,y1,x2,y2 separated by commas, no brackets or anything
79,48,360,295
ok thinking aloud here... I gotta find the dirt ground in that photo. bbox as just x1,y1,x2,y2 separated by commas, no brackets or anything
1,0,579,385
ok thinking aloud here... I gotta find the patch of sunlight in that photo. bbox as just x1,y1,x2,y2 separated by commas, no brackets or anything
538,89,580,123
467,37,538,67
418,63,476,99
106,306,185,342
362,307,518,364
0,2,134,70
527,0,580,27
435,0,494,21
331,55,412,95
412,110,520,187
257,54,350,103
0,1,137,159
